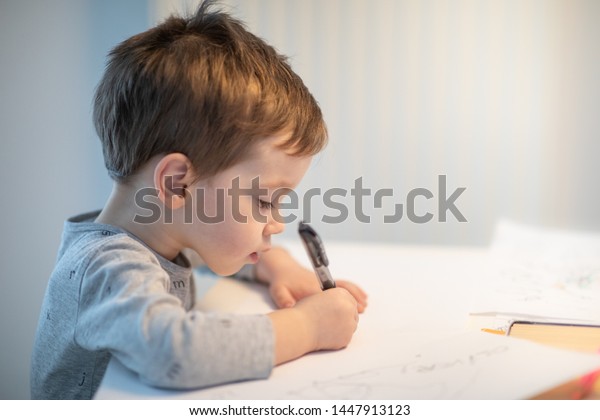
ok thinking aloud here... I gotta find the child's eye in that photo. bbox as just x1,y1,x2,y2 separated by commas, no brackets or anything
258,199,273,210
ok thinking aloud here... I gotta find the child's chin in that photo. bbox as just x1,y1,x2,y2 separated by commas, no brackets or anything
209,263,245,277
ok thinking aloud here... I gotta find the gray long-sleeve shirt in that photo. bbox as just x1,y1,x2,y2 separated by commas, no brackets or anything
31,211,274,399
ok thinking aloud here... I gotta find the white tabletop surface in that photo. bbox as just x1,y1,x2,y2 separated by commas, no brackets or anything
94,241,600,399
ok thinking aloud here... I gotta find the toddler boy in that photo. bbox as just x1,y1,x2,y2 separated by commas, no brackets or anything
31,0,367,399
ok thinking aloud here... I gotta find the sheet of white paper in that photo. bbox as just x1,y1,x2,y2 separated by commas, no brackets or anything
471,220,600,321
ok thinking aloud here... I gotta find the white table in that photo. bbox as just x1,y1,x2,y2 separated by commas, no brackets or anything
95,242,600,399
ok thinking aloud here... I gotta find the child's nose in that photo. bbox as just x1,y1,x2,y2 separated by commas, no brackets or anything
265,217,285,236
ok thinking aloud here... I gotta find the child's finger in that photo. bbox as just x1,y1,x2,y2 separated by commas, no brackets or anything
270,283,296,309
335,280,368,313
336,280,368,300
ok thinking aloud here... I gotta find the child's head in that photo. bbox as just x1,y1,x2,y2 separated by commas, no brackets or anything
93,1,327,274
93,0,327,184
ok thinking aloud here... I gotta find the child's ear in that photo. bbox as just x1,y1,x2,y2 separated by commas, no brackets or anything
153,153,194,209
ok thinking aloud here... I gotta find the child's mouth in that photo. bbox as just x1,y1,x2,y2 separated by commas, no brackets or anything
249,252,259,263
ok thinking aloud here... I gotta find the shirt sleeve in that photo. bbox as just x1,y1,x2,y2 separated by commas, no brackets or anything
73,239,274,390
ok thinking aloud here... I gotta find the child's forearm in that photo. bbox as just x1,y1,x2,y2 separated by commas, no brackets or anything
255,246,298,284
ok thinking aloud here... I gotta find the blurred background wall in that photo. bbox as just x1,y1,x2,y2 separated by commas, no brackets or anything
1,0,598,399
0,0,148,399
214,0,600,245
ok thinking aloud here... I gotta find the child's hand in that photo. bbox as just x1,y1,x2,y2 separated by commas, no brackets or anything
294,288,359,351
269,265,368,313
268,287,359,364
256,247,368,312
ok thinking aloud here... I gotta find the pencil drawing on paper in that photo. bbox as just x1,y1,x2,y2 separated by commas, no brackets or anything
488,256,600,319
287,345,509,399
482,219,600,320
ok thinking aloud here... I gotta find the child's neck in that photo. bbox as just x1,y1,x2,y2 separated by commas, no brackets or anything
95,183,184,261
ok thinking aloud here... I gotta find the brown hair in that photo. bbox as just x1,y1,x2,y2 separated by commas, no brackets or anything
93,0,327,182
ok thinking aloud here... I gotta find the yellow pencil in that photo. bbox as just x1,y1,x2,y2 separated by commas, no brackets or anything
481,328,506,336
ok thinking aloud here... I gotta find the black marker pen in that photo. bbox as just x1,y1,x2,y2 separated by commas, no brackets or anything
298,221,336,290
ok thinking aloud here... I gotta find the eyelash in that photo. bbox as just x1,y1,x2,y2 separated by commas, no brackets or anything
258,199,273,210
